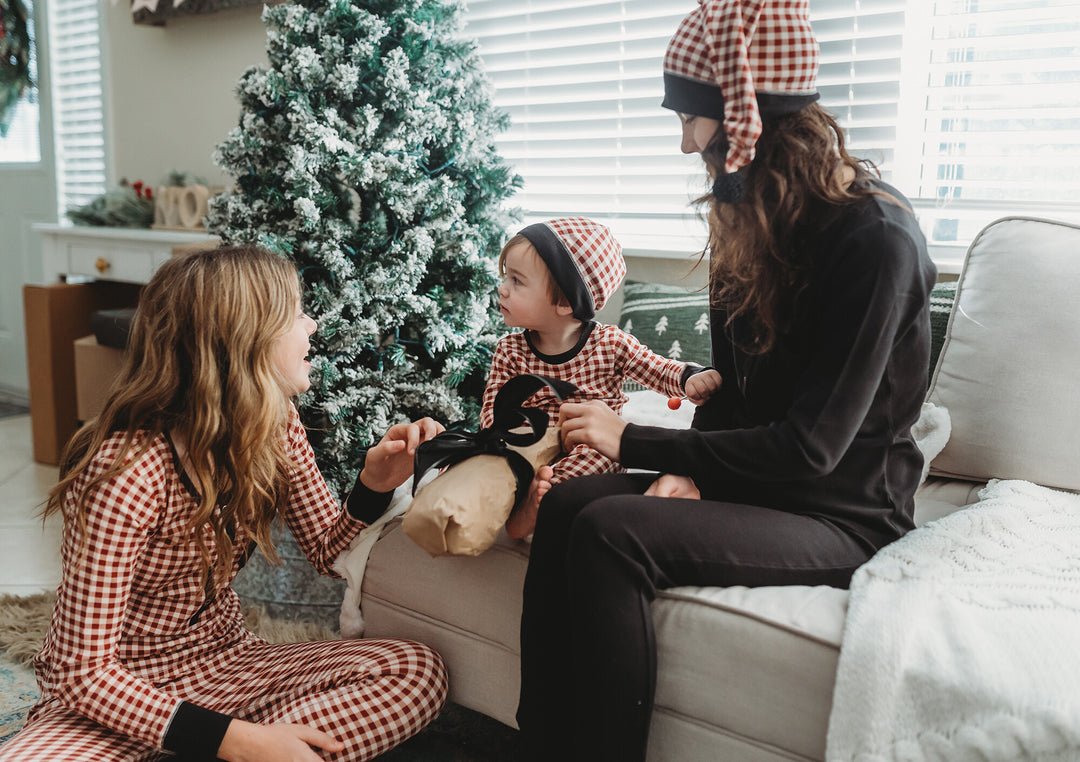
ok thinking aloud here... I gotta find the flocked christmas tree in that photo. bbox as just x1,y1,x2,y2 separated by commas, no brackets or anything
209,0,520,496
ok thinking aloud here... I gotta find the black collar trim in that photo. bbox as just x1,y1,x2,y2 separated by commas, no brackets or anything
524,322,595,365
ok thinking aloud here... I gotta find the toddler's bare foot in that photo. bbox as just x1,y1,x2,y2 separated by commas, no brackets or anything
505,465,553,539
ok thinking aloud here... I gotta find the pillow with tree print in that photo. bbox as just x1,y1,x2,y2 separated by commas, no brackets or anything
617,281,711,392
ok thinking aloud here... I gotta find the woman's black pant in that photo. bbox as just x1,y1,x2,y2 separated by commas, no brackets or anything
516,472,875,762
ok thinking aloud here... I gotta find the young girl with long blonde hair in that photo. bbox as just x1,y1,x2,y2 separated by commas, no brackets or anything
1,245,447,762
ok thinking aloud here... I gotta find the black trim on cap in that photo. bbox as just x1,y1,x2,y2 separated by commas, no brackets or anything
518,223,594,321
662,72,819,122
662,72,725,119
757,91,820,119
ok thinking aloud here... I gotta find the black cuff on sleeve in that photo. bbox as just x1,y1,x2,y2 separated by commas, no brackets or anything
345,451,396,524
680,364,711,390
162,701,233,759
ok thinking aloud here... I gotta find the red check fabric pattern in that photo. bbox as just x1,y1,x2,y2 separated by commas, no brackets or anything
544,217,626,314
4,638,446,761
664,0,819,171
481,324,688,485
3,405,447,760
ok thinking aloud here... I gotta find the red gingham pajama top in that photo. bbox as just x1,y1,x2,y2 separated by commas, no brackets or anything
0,406,446,762
481,322,696,484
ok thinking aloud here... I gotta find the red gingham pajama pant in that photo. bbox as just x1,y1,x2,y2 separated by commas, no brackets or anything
0,635,447,761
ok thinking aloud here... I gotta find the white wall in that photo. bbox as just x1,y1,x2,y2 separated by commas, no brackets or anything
102,3,267,188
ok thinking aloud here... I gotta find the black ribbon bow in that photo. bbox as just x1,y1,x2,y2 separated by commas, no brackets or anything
412,374,579,509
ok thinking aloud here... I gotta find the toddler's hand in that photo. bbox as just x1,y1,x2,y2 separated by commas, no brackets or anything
685,369,722,405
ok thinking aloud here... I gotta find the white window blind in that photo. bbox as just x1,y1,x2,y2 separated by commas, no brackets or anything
0,0,40,163
902,0,1080,250
467,0,707,255
47,0,107,215
812,0,905,172
463,0,1080,261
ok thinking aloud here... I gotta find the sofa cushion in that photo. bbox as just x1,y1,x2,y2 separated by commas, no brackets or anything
363,518,851,759
927,216,1080,490
618,280,712,372
651,585,847,761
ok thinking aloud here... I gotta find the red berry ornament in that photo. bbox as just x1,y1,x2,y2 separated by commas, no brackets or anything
667,397,682,410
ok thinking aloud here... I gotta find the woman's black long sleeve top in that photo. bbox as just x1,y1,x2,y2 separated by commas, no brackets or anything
620,178,937,549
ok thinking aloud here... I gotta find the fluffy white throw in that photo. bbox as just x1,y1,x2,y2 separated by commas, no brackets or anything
827,479,1080,761
334,480,417,639
911,402,951,485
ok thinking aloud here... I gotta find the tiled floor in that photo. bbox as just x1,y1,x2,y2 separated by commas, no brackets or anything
0,416,62,596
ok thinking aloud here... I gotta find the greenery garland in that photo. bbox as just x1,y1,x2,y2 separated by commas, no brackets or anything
0,0,33,138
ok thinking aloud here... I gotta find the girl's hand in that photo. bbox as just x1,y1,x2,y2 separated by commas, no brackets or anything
685,369,722,405
360,417,445,493
644,473,701,499
558,401,626,462
217,719,344,762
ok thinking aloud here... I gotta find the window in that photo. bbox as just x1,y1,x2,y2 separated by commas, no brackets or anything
0,0,40,163
466,1,706,256
47,0,107,216
899,0,1080,258
463,0,1080,266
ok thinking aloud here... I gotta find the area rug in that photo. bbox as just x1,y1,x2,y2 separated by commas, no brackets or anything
0,593,518,759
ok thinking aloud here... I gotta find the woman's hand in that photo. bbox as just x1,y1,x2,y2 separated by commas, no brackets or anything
558,401,626,462
217,719,343,762
644,473,701,500
685,369,723,405
359,417,444,493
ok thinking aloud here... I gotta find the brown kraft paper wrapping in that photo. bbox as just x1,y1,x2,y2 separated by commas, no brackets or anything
402,428,562,557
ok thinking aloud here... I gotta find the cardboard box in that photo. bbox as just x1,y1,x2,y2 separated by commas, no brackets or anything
23,282,141,465
74,335,125,423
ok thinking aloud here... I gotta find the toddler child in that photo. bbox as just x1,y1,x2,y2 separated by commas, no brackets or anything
481,216,722,538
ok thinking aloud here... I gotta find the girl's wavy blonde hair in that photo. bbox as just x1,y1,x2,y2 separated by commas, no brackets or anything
45,244,302,587
698,103,897,354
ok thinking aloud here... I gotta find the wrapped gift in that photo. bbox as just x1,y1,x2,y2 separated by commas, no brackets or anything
402,375,577,556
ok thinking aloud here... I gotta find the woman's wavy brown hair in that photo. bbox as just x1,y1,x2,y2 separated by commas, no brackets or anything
44,244,302,587
699,103,894,354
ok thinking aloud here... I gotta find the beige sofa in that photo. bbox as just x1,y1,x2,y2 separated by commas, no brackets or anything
357,217,1080,761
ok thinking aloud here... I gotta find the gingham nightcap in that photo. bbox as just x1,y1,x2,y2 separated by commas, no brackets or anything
518,217,626,322
662,0,820,173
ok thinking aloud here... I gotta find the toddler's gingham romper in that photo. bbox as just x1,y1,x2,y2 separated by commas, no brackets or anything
0,407,447,761
481,322,697,483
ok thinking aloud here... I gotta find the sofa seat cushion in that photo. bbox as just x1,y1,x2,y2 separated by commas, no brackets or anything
361,520,529,726
363,520,529,654
650,585,847,761
363,519,850,760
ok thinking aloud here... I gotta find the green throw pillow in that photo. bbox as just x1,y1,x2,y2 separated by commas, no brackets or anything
617,281,712,369
929,280,957,382
617,278,956,387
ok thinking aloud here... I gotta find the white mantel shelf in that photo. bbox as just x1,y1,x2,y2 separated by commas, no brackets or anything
34,223,217,285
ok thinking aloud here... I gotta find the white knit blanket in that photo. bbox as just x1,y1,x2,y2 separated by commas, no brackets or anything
827,479,1080,762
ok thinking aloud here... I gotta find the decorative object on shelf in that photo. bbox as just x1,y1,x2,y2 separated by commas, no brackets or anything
209,0,521,495
66,178,155,228
0,0,33,137
151,172,224,231
129,0,266,27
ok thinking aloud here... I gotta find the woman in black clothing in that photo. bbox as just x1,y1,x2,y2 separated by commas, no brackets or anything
515,1,937,760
